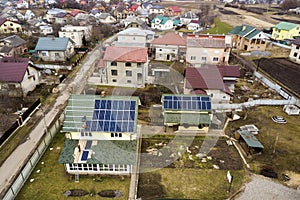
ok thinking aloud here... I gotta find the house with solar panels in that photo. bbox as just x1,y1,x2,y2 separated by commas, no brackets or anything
59,94,140,175
100,45,149,88
34,37,75,62
162,94,212,132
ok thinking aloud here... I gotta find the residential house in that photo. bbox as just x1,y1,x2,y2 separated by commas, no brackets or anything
186,34,232,67
59,25,92,47
39,25,53,35
34,37,75,62
187,20,201,31
180,11,199,25
97,13,117,24
150,32,186,61
151,15,174,31
162,94,212,132
0,18,22,34
166,6,181,16
0,57,40,97
58,94,139,175
289,37,300,64
149,4,165,15
184,65,240,103
271,21,300,41
113,28,155,48
123,16,150,30
0,35,27,57
45,8,67,23
229,24,268,51
101,46,149,87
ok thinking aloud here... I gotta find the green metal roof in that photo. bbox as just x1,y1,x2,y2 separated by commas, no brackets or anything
151,16,171,25
245,29,261,40
164,112,211,125
229,25,255,37
58,139,78,164
62,94,139,133
274,22,298,30
238,130,264,149
88,140,137,165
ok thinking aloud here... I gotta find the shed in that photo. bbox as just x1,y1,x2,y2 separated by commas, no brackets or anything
236,130,264,155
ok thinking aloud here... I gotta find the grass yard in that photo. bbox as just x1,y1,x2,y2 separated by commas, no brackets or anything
138,168,246,199
16,132,131,200
225,106,300,187
204,18,233,34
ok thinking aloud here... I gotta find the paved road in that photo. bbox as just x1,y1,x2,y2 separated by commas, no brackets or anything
234,174,300,200
0,43,103,197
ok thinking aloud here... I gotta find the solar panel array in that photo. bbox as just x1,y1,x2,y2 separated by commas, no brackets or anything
163,96,211,111
84,100,136,133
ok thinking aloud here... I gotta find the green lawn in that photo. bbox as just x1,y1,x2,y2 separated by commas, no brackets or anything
205,18,233,34
138,168,247,199
16,133,130,200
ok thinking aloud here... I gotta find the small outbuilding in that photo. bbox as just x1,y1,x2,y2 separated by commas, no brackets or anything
235,130,264,155
283,105,299,115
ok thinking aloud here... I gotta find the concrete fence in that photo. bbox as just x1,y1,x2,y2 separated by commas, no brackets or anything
3,119,61,200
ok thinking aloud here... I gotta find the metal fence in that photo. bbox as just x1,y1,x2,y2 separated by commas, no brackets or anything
2,119,61,200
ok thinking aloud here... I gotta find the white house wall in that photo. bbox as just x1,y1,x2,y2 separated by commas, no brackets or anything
289,44,300,64
67,131,134,141
21,66,40,95
65,163,132,175
59,31,84,47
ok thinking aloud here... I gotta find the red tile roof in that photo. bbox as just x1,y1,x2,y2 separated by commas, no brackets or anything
185,65,233,95
169,6,181,12
0,58,29,83
98,59,105,68
103,46,148,62
151,32,186,46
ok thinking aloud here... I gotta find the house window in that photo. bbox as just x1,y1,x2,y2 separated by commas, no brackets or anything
32,76,35,81
296,46,300,50
55,53,59,57
159,49,162,51
42,52,47,56
126,70,132,77
294,52,298,57
125,62,131,67
111,70,118,76
213,57,219,62
201,57,206,61
111,61,117,66
137,63,142,68
112,79,117,82
133,37,135,40
190,56,196,60
127,80,132,83
26,69,30,75
111,133,114,137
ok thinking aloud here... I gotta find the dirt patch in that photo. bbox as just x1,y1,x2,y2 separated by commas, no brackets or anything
255,58,300,97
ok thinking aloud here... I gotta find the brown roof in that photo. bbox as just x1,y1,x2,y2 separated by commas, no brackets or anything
217,65,240,78
185,65,233,95
187,35,228,48
151,32,186,46
0,58,29,83
0,18,6,26
103,46,148,62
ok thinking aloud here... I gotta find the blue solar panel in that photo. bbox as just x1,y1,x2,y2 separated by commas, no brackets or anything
81,150,89,161
84,99,136,133
163,95,211,111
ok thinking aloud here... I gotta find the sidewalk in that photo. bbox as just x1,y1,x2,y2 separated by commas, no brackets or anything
0,43,103,198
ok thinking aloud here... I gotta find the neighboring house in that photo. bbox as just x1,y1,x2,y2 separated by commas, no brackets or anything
97,13,117,24
0,57,40,97
123,16,150,30
166,6,181,16
39,25,53,35
150,32,186,61
113,28,155,48
149,4,165,15
186,34,232,67
34,37,75,62
187,20,201,31
45,8,66,23
229,24,269,51
58,94,139,175
180,11,199,25
289,37,300,64
0,35,27,57
0,18,22,34
151,15,174,31
59,25,92,47
162,94,212,132
184,65,240,103
101,46,149,87
271,21,300,41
